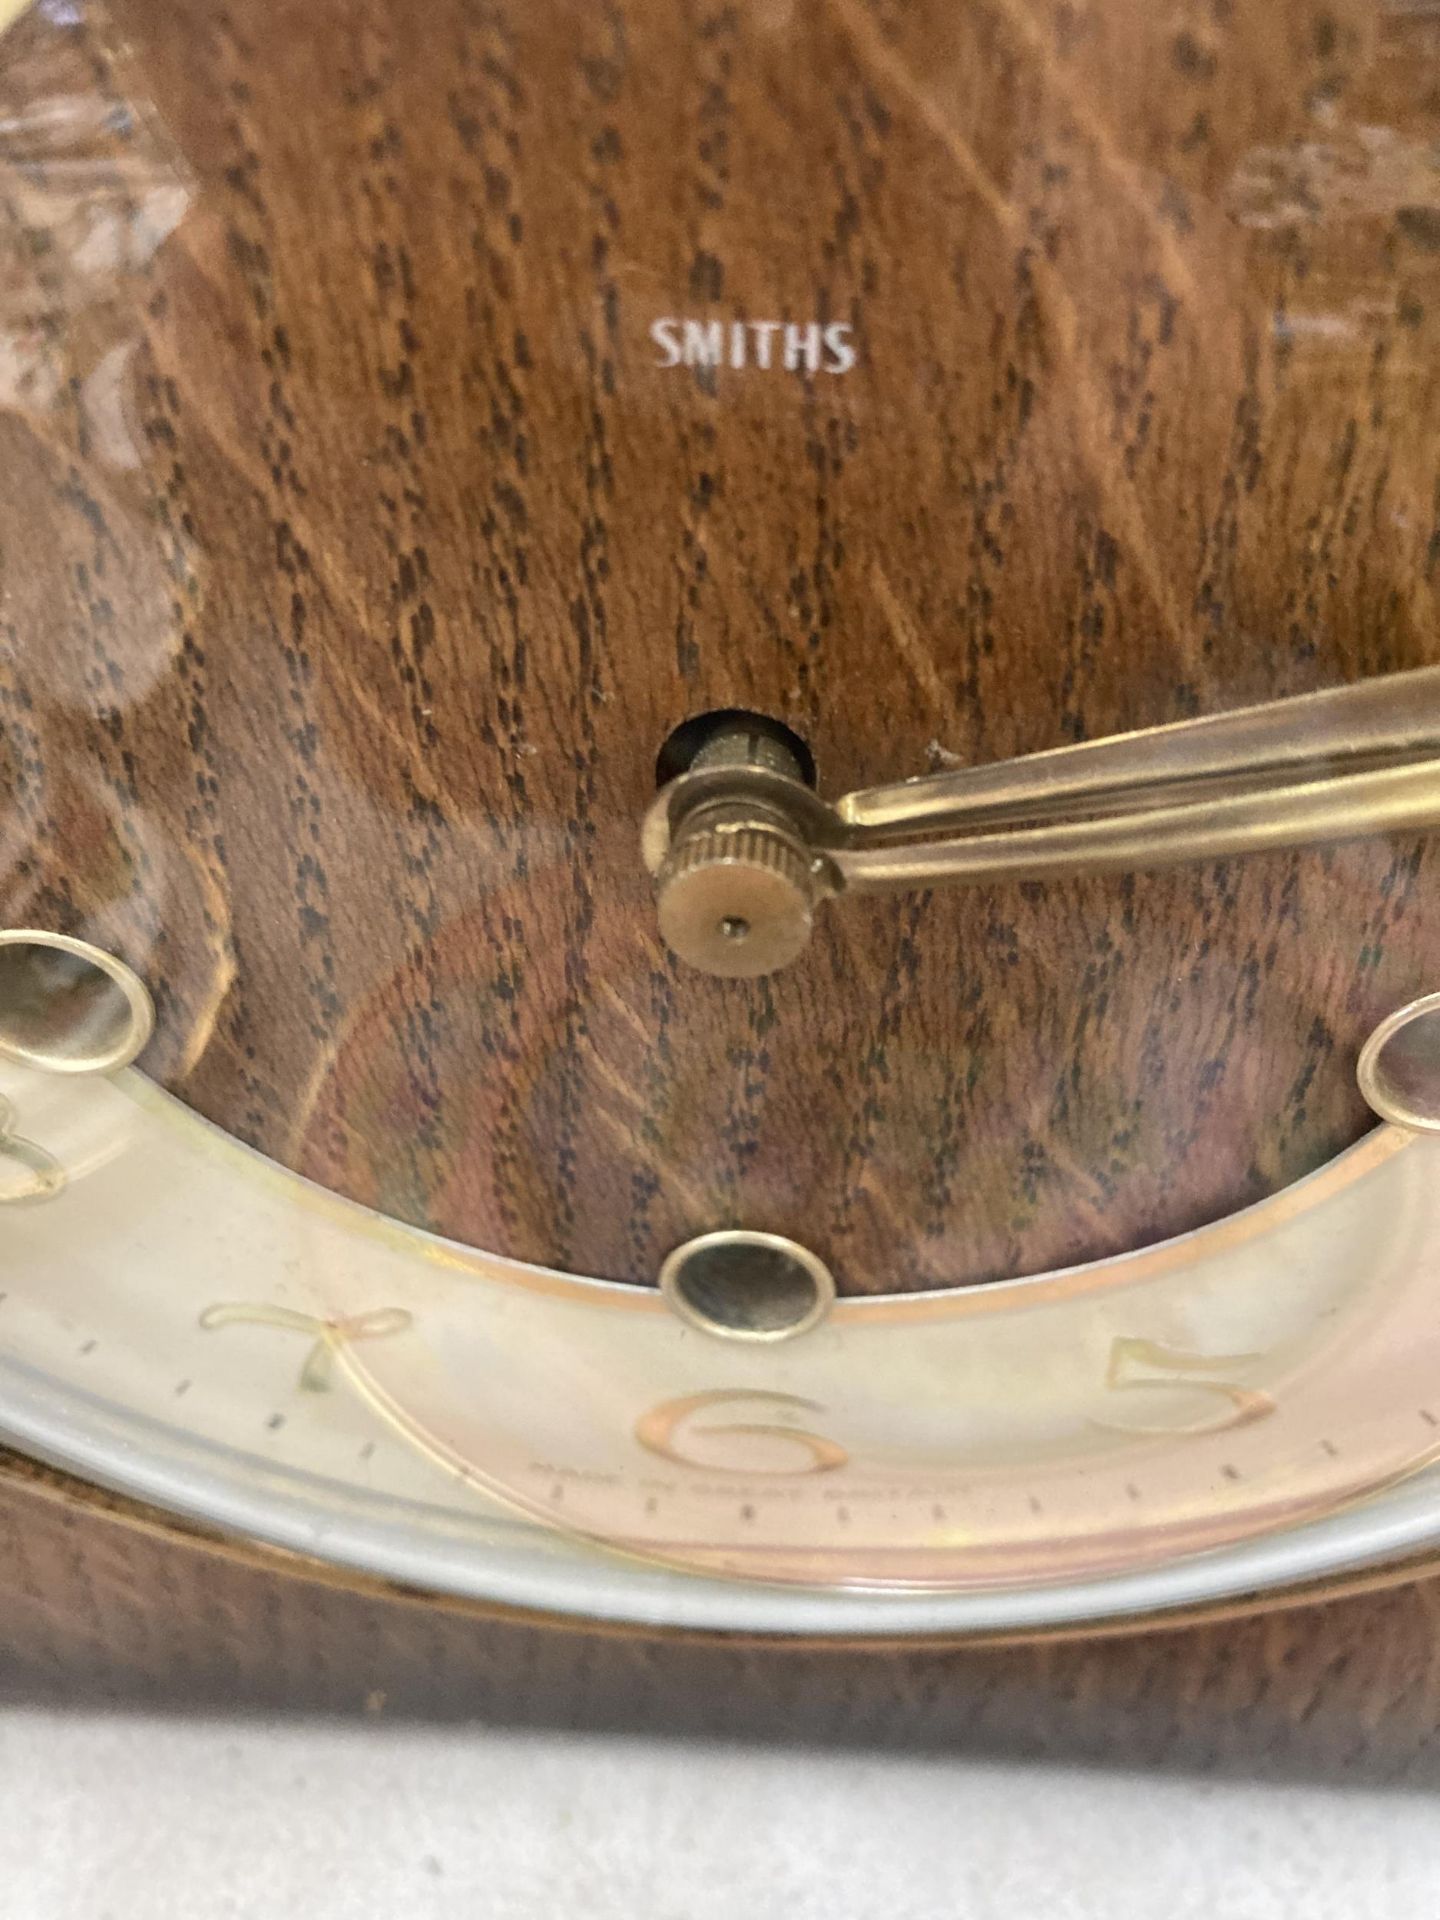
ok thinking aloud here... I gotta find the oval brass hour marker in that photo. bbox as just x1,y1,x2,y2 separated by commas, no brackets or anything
1358,993,1440,1133
0,931,154,1076
658,1229,836,1342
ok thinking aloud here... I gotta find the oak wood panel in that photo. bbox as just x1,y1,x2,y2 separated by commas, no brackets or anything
3,0,1440,1290
7,1455,1440,1785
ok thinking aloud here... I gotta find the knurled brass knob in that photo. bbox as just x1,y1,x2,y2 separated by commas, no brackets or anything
656,813,818,979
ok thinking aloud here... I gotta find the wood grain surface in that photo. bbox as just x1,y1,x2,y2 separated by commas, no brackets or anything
5,1454,1440,1784
4,0,1440,1292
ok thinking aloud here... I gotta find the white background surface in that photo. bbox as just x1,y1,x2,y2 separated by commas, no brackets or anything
1,1709,1435,1918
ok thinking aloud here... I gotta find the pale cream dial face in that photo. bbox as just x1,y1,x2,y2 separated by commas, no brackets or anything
6,1055,1440,1631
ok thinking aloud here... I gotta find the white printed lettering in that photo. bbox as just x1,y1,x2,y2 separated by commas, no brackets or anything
783,322,823,372
751,320,782,369
823,322,856,374
650,317,682,368
682,319,724,367
650,315,857,377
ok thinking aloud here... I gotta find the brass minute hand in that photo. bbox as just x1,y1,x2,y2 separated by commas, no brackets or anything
642,667,1440,978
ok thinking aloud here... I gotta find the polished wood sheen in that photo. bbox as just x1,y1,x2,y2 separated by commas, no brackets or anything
9,1455,1440,1782
4,0,1440,1290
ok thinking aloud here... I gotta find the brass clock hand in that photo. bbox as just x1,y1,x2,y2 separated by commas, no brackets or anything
644,667,1440,978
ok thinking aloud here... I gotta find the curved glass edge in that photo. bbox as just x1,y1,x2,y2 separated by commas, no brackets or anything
6,1350,1440,1638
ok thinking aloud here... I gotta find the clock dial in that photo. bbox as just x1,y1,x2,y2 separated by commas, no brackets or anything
5,0,1440,1634
8,1054,1440,1628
